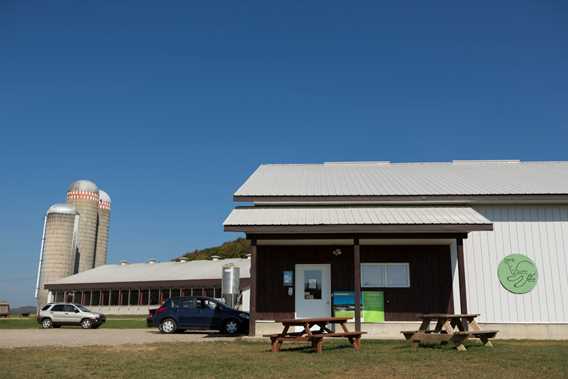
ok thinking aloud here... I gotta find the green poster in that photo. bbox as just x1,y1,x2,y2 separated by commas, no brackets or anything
362,291,384,323
497,254,538,294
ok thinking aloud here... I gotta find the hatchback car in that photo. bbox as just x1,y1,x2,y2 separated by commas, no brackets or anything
152,296,249,335
37,303,106,329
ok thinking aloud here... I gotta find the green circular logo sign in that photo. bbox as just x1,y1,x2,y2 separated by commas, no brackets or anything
497,254,538,294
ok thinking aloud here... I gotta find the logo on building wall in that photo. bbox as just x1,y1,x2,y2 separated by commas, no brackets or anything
497,254,538,294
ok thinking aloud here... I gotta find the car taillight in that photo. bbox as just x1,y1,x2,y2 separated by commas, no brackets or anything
155,306,167,315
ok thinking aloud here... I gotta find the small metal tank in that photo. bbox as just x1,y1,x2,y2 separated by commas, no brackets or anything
222,264,240,308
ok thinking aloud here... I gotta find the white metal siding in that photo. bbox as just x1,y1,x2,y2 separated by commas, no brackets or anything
465,205,568,323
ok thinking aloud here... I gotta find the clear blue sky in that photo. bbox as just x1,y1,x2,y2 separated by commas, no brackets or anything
1,1,567,306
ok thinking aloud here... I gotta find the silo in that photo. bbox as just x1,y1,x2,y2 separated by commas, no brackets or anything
94,189,111,267
35,204,79,307
66,180,99,272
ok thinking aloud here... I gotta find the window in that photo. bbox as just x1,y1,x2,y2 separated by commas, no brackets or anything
120,290,129,306
179,298,197,309
101,291,109,306
214,288,222,298
361,263,410,288
150,289,160,305
64,304,77,312
110,290,119,306
304,270,322,300
160,289,170,303
171,289,180,299
41,304,51,311
51,304,65,312
130,290,139,306
83,291,91,305
55,291,64,302
203,288,214,298
92,291,100,306
140,290,149,305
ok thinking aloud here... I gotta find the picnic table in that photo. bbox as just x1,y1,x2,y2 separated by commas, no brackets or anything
264,317,366,353
401,313,498,351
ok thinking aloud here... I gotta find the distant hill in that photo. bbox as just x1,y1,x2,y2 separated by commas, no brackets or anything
182,238,251,261
10,306,36,315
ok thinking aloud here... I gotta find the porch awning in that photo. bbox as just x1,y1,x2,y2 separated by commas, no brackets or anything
223,206,493,233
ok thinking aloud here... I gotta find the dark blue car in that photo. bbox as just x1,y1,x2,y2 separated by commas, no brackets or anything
152,296,249,335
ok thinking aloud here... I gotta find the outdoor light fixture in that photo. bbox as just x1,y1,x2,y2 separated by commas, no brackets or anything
332,248,342,256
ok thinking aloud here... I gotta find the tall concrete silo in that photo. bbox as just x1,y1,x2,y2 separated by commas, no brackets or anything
35,204,79,307
94,189,111,267
66,180,99,272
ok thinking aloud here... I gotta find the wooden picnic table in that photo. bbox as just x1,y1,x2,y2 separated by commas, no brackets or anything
264,317,366,353
401,313,498,351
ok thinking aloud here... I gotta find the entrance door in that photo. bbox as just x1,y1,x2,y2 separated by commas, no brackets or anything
295,264,331,319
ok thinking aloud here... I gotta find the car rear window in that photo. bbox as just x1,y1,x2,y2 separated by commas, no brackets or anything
41,304,51,311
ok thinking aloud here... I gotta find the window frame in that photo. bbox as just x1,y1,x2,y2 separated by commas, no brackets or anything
361,262,410,288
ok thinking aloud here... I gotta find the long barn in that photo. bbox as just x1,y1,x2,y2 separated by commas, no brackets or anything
44,258,251,314
224,160,568,339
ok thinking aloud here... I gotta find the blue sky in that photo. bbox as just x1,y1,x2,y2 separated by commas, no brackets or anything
1,1,567,306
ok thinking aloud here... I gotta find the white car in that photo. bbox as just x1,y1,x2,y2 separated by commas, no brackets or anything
37,303,106,329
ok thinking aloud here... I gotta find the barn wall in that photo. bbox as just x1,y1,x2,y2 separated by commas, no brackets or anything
466,205,568,323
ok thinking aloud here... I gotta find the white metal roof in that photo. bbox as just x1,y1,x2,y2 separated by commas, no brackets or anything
234,161,568,197
224,206,491,226
46,258,250,286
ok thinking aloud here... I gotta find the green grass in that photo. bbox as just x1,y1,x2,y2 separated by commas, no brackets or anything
0,340,567,378
0,317,147,329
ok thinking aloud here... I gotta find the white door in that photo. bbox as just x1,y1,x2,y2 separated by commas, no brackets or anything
295,264,331,319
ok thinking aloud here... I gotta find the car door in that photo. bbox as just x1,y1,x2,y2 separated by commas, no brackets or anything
196,299,217,330
65,304,82,323
177,298,200,328
50,304,66,323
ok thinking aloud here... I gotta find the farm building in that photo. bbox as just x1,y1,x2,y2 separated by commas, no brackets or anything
0,300,9,318
43,258,251,314
224,160,568,339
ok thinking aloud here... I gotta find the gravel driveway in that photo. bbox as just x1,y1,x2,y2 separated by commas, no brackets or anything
0,329,240,348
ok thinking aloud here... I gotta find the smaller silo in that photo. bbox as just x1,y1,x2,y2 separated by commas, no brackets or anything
222,264,240,308
35,204,79,308
94,189,111,267
67,180,99,272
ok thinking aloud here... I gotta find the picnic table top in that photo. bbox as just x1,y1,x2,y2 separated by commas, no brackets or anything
275,317,351,325
419,313,480,319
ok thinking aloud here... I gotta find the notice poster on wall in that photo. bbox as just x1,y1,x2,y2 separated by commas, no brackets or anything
362,291,384,323
332,291,384,323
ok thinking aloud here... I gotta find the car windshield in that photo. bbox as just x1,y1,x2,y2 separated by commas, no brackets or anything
75,304,91,312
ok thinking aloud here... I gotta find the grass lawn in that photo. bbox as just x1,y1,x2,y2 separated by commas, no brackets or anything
1,340,567,378
0,317,147,329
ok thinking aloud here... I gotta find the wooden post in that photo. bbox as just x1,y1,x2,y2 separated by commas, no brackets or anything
354,238,361,332
249,239,257,336
456,238,468,314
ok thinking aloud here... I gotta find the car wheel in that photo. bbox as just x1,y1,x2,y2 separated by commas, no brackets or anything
223,319,239,335
81,319,93,329
41,318,53,329
159,318,177,334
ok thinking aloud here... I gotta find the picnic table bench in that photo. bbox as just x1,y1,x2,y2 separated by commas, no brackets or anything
264,317,366,353
401,313,498,351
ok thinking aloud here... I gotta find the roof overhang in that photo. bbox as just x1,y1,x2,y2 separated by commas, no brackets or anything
224,206,494,234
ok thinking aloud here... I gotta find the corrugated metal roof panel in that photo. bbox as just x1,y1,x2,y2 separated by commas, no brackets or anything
46,258,251,286
224,206,491,226
234,161,568,197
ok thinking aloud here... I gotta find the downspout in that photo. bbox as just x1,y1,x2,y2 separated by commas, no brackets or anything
34,214,48,298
